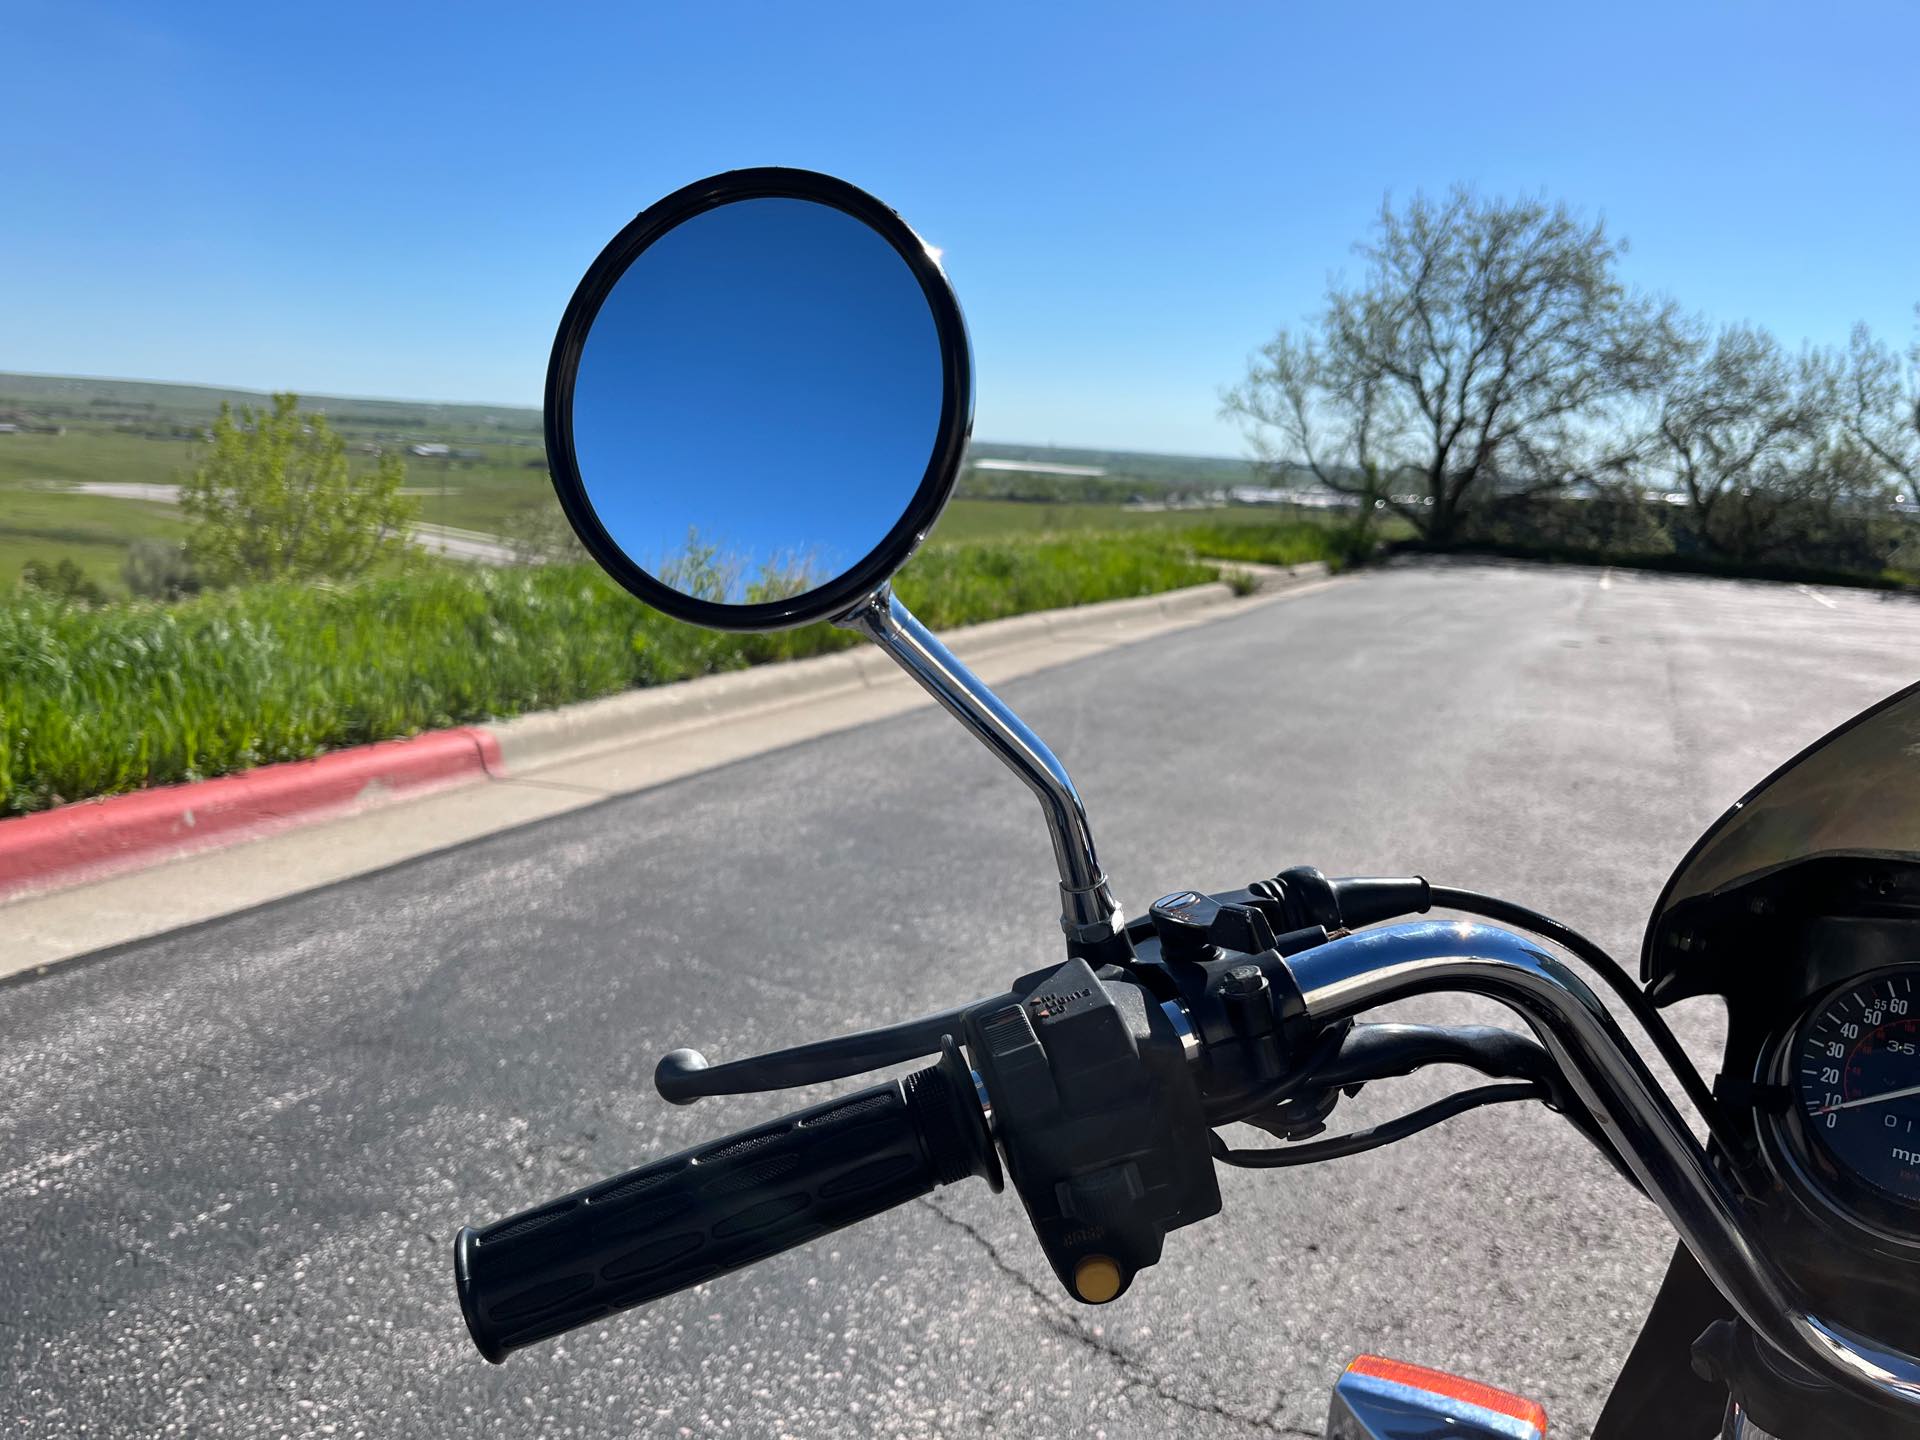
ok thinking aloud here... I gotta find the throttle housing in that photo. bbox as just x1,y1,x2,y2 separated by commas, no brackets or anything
967,957,1219,1304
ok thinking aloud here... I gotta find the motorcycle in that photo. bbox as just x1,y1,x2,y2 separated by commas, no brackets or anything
448,168,1920,1438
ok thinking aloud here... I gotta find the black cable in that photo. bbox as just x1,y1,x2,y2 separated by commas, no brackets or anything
1425,885,1739,1157
1211,1082,1547,1168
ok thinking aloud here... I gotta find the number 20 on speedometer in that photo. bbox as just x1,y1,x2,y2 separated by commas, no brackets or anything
1796,968,1920,1209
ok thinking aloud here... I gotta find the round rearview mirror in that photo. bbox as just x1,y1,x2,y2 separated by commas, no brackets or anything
544,168,972,630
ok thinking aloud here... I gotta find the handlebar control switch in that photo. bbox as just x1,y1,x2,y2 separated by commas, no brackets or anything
1149,891,1221,964
1150,891,1278,964
968,958,1220,1307
1219,965,1285,1086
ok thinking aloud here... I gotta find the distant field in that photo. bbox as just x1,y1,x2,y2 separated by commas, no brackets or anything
0,485,186,592
408,457,554,534
0,388,548,591
0,371,544,445
0,372,550,590
0,459,1354,594
1,372,1336,592
0,428,196,490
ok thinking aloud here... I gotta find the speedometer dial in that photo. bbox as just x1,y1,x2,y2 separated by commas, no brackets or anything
1791,968,1920,1216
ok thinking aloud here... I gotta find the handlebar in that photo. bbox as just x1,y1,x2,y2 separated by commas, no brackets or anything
454,1042,996,1362
451,889,1920,1424
1281,920,1920,1419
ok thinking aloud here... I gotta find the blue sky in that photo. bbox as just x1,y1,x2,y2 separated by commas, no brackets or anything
7,0,1916,456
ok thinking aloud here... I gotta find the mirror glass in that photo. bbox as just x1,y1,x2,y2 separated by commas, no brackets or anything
566,196,949,611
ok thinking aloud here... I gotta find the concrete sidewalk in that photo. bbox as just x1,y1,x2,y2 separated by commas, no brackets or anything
0,563,1339,981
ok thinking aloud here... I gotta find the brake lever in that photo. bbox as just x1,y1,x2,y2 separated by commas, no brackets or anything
653,995,1013,1103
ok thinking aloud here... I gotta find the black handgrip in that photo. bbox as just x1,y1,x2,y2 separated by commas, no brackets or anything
454,1042,998,1362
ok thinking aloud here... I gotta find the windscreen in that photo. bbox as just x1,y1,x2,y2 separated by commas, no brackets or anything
1658,682,1920,911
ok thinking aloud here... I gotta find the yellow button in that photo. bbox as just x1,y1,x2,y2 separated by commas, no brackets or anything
1073,1255,1123,1303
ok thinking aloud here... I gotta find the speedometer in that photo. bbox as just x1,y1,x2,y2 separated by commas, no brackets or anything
1782,967,1920,1228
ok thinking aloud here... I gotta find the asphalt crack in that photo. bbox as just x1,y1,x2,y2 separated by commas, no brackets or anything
915,1196,1319,1437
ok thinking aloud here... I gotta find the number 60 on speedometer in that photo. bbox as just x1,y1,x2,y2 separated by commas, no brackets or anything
1779,968,1920,1228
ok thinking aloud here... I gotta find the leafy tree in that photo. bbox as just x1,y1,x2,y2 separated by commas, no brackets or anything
1223,189,1685,541
180,393,418,584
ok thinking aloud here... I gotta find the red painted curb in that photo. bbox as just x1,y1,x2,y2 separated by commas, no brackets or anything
0,727,505,901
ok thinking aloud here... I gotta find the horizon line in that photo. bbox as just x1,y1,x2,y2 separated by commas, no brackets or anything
0,367,1251,463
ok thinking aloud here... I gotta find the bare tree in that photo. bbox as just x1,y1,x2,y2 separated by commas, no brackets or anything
1224,189,1684,541
1653,324,1811,530
1837,313,1920,495
1654,324,1902,564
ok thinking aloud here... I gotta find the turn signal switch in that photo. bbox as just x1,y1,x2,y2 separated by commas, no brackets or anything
965,958,1219,1306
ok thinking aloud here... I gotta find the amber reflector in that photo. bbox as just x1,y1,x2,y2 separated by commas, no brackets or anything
1344,1354,1547,1434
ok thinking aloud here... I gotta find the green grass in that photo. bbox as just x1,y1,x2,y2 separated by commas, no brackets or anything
0,535,1240,816
929,497,1358,543
0,429,197,490
0,394,1355,574
0,449,1372,594
412,490,1380,552
403,455,554,533
0,399,1367,815
0,421,546,574
0,486,188,594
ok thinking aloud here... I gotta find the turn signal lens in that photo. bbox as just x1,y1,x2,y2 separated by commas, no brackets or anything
1337,1354,1547,1438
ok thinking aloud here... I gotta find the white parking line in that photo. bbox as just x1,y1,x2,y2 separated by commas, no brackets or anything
1599,568,1613,590
1796,584,1838,610
0,1138,108,1194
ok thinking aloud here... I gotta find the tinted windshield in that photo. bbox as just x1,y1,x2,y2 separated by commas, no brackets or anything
1656,681,1920,912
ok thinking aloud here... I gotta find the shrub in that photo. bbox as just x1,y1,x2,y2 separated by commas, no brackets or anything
122,539,203,600
19,557,108,606
1465,494,1676,556
506,498,593,566
1179,518,1377,572
181,393,418,584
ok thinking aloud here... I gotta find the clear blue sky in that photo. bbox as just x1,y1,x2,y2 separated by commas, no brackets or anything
8,0,1916,456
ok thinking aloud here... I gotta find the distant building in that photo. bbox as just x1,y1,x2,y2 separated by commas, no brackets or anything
409,442,452,458
1230,484,1359,510
0,423,17,434
970,458,1107,478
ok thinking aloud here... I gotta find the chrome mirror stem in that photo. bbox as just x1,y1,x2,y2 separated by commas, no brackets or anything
838,585,1123,955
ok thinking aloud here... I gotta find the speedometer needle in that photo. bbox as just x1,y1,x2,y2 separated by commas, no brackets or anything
1816,1083,1920,1115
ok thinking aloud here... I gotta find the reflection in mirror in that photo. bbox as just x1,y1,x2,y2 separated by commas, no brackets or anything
568,196,946,609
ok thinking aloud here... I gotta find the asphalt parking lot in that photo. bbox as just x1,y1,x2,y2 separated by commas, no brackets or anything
8,558,1920,1437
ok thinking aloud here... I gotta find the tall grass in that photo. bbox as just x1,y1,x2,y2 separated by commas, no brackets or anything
1176,518,1380,569
0,534,1243,816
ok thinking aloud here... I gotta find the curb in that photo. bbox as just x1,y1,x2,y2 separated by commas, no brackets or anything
0,729,502,901
0,561,1327,902
485,562,1325,774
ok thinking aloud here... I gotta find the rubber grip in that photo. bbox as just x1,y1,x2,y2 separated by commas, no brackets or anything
455,1061,983,1361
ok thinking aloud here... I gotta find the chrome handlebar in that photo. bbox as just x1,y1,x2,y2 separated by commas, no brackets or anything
1280,920,1920,1417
